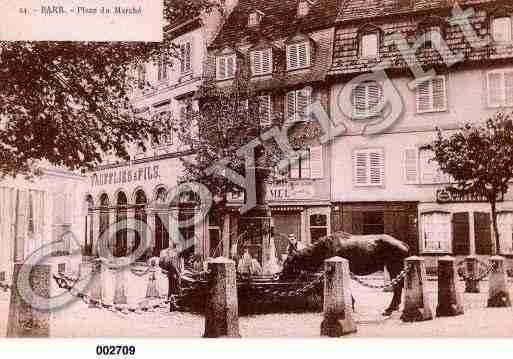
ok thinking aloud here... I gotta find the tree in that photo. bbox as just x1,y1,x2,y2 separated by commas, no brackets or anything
429,112,513,255
0,0,220,177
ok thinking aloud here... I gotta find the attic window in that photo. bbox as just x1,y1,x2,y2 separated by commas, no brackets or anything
298,0,312,17
249,10,264,27
287,41,311,70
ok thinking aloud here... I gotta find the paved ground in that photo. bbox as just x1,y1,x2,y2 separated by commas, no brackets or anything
1,264,513,338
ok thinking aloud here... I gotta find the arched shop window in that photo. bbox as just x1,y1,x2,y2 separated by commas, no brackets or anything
115,192,128,257
134,190,147,259
310,214,327,243
84,195,94,255
178,191,199,255
154,187,169,257
421,211,451,253
99,193,110,239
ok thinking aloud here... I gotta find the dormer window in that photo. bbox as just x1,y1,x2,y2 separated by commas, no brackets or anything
298,0,313,17
216,54,236,81
287,42,310,70
492,16,512,43
249,10,264,27
360,32,379,59
251,48,273,76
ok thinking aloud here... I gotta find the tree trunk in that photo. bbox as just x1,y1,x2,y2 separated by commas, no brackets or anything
490,199,500,256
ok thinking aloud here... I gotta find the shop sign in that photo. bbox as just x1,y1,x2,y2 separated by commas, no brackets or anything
267,181,315,201
436,189,503,203
91,165,160,187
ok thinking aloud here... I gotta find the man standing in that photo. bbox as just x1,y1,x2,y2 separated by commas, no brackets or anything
159,243,181,311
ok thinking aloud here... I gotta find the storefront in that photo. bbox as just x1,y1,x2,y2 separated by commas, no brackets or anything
85,155,207,261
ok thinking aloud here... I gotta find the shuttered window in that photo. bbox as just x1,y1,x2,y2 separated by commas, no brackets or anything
452,212,470,255
310,146,324,179
487,70,513,108
352,81,383,118
360,33,379,59
354,149,384,186
251,49,273,76
421,212,451,252
475,212,493,255
416,76,447,113
258,95,272,127
497,212,513,254
216,55,236,81
180,42,192,73
419,148,450,184
492,17,512,43
287,42,310,70
286,88,311,121
404,148,419,184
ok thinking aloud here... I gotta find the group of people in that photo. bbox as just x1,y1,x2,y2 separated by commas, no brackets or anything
156,233,306,311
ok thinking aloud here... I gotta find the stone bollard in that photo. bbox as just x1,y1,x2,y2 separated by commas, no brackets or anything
203,257,240,338
320,257,357,337
487,256,512,308
88,260,104,308
436,256,464,317
400,256,433,322
464,255,480,293
7,263,54,337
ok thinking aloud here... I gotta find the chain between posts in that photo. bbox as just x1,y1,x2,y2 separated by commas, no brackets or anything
52,274,174,314
249,272,324,298
351,265,411,290
458,261,497,282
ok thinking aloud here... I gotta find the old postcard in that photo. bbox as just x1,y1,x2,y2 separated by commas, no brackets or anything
1,0,513,348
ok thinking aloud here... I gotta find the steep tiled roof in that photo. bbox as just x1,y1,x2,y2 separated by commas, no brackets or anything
211,0,341,49
330,0,513,76
337,0,497,23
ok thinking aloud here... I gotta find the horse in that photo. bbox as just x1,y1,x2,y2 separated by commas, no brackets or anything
280,231,409,316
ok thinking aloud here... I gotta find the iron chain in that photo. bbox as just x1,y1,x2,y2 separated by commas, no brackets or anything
53,274,172,315
253,272,324,299
458,261,497,282
0,282,12,292
351,265,411,290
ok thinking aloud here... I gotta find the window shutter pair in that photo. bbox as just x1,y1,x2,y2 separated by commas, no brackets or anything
354,149,384,186
416,76,447,113
352,82,382,118
180,42,192,73
404,148,419,184
216,55,235,80
487,71,513,108
286,88,311,121
251,49,272,76
475,212,493,255
287,42,309,70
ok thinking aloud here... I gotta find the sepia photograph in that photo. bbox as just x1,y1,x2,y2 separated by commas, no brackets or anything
1,0,513,347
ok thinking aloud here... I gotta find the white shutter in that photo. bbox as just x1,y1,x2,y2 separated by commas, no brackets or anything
297,88,310,119
432,76,447,111
367,82,382,115
259,95,271,127
227,56,235,78
416,79,432,113
504,72,513,107
298,42,308,68
286,91,297,121
310,146,324,179
287,44,298,70
404,148,419,184
217,57,226,80
252,51,262,75
369,150,383,185
262,49,272,74
354,151,369,185
487,72,503,108
353,84,367,117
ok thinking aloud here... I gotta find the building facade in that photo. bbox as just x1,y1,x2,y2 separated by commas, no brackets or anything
206,0,340,261
84,3,236,261
328,0,513,268
0,168,86,283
